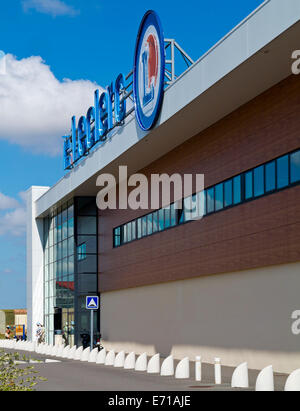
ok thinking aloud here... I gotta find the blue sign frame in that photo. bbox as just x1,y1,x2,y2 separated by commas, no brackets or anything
86,296,99,310
133,10,165,131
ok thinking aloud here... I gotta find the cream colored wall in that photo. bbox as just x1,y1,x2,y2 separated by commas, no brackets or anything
101,262,300,374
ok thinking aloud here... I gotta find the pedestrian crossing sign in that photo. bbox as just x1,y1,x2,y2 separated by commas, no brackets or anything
86,296,99,310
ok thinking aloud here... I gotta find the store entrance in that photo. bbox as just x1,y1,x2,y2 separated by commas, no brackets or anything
54,308,75,347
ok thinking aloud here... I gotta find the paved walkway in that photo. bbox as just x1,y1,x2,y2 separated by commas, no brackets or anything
3,348,288,391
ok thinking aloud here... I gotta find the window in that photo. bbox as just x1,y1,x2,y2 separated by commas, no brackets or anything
142,216,147,237
265,161,276,193
290,150,300,184
207,188,215,214
147,214,153,235
277,155,289,189
77,243,87,261
224,180,233,207
153,212,158,233
164,207,171,229
215,184,224,211
245,171,253,200
114,227,121,247
137,218,142,239
158,209,164,231
254,166,264,198
233,176,241,204
113,150,300,248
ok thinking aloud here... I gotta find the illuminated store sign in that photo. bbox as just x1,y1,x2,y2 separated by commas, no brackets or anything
63,10,165,171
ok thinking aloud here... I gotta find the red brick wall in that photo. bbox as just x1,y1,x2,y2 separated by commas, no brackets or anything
98,75,300,292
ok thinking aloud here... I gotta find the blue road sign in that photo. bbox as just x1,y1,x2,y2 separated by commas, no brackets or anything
86,296,99,310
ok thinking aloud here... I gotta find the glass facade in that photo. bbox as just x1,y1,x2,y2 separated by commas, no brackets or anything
114,148,300,248
43,197,99,347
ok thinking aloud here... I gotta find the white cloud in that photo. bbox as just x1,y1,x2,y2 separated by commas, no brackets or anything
0,54,103,155
0,192,26,237
22,0,79,17
0,192,20,210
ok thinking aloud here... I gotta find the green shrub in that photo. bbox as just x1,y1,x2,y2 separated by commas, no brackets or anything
0,350,47,391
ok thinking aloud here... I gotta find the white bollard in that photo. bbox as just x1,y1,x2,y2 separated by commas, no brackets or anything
28,342,35,353
160,355,174,376
284,369,300,391
67,345,77,360
74,346,83,360
124,352,136,370
195,356,202,382
231,362,249,388
80,347,90,362
255,365,274,391
46,345,53,356
114,351,125,368
51,345,59,356
175,357,190,379
147,353,160,374
135,353,148,372
56,345,65,357
214,358,222,385
96,348,106,364
62,345,71,358
88,348,99,363
105,350,116,366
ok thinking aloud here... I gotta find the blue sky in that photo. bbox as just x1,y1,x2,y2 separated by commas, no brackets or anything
0,0,264,308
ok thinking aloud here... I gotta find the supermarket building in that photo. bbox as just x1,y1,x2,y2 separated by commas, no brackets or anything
27,0,300,373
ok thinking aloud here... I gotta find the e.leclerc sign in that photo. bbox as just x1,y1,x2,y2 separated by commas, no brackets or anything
63,10,165,171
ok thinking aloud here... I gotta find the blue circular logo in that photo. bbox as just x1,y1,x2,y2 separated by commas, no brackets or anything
133,10,165,131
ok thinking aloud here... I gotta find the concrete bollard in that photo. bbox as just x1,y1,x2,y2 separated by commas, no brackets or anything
255,365,274,391
231,362,249,388
56,345,65,358
284,369,300,391
175,357,190,379
135,353,148,372
114,351,125,368
195,356,202,382
51,345,59,356
62,345,71,358
80,347,90,362
96,348,106,364
147,353,160,374
124,352,136,370
214,358,222,385
67,345,77,360
74,346,83,360
88,348,99,363
105,350,116,366
160,355,174,376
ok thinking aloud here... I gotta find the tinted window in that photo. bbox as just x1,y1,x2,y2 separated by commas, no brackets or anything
254,166,264,197
147,214,153,235
224,180,233,207
158,209,164,231
164,207,171,228
290,150,300,184
265,161,276,192
207,188,215,214
277,155,289,189
215,184,224,211
245,171,253,200
233,176,241,204
153,212,158,233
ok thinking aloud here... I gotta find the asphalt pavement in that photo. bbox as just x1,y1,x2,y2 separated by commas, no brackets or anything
2,348,288,392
